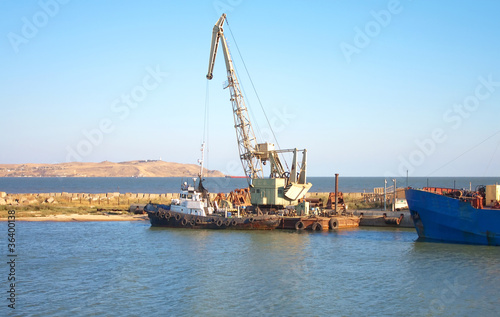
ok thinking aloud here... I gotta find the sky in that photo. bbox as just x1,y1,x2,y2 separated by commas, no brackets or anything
1,0,500,177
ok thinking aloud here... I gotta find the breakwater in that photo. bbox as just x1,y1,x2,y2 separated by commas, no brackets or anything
0,191,176,205
0,191,404,206
1,176,496,194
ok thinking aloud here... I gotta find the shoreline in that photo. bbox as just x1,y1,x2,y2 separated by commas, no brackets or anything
0,214,149,222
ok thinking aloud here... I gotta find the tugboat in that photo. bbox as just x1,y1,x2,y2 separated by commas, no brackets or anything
144,144,281,230
405,186,500,246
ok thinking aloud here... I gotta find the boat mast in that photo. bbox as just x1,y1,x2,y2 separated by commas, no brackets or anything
198,142,205,179
197,142,211,200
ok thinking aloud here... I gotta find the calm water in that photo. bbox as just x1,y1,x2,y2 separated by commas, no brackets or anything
7,221,500,316
1,177,499,194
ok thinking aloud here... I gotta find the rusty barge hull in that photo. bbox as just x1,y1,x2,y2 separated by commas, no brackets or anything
145,203,360,231
148,212,360,231
280,216,360,231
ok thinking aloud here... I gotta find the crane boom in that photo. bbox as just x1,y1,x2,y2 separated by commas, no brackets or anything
206,13,263,180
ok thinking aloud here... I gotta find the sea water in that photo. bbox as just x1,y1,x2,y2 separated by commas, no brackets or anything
3,177,500,315
6,221,500,316
0,176,498,194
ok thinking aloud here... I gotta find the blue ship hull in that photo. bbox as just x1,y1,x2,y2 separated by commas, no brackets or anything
405,188,500,246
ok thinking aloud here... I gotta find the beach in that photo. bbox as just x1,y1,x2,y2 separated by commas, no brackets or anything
1,213,148,222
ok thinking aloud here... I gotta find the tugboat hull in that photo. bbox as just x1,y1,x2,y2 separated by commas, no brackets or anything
145,203,280,230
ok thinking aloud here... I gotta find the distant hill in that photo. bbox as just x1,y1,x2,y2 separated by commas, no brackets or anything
0,160,225,177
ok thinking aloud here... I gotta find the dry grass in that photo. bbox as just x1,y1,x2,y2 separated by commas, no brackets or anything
0,195,173,218
1,206,94,218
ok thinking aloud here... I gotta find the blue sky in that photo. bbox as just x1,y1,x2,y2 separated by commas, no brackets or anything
1,0,500,177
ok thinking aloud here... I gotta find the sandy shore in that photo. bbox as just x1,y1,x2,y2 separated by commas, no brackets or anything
0,214,149,222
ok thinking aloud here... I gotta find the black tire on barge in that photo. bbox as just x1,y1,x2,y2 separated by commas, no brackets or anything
295,221,305,230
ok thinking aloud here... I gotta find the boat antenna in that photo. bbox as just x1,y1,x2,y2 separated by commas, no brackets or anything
198,142,205,179
197,142,210,200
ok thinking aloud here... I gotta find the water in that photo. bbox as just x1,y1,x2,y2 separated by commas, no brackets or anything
8,221,500,316
1,176,498,194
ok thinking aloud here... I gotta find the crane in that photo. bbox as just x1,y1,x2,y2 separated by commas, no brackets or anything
206,14,312,209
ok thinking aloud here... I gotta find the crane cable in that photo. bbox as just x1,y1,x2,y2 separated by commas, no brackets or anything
483,135,500,176
225,40,263,142
225,18,290,172
428,129,500,176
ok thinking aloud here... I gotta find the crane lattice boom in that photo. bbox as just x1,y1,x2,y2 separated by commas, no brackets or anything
206,13,263,180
